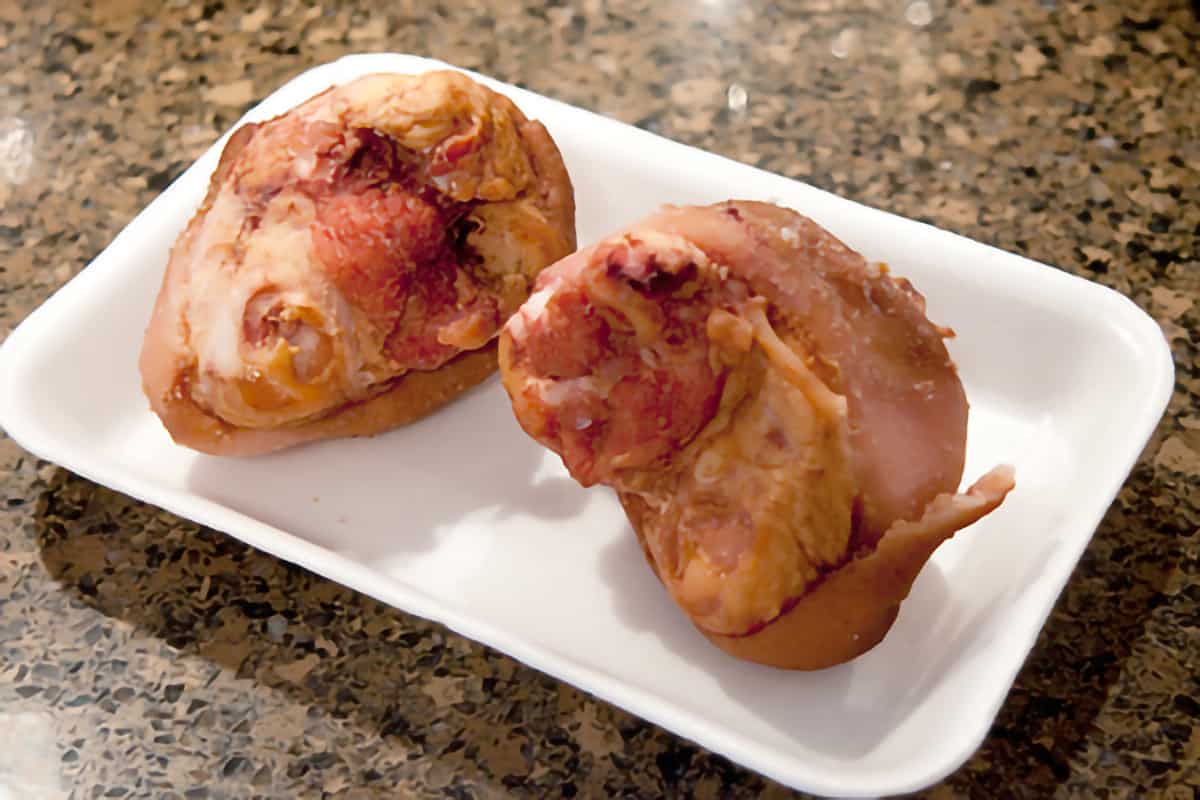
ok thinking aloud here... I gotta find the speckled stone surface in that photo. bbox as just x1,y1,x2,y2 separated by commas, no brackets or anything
1,1,1197,797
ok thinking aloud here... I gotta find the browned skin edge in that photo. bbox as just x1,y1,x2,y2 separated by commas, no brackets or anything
148,344,500,457
693,469,1011,670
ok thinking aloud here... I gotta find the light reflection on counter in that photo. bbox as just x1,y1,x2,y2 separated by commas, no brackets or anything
905,1,934,28
0,116,35,189
726,82,748,115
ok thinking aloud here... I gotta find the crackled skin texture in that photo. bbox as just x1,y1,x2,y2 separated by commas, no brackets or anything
140,70,575,455
500,201,1014,669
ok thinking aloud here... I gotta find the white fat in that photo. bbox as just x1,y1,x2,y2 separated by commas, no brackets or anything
534,378,571,407
185,193,335,380
625,229,708,271
505,312,526,341
523,283,557,322
693,449,724,484
532,375,604,409
292,149,317,179
289,323,323,375
779,226,800,244
186,254,256,377
506,282,559,343
202,293,249,376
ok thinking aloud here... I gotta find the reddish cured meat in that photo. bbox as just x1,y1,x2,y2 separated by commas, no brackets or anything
510,248,729,486
500,201,1014,669
140,71,575,455
310,183,496,370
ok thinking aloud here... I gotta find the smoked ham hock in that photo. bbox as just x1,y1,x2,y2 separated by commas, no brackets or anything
141,71,575,455
499,201,1014,669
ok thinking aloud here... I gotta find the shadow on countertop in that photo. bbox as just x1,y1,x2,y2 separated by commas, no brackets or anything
29,466,735,797
30,451,1192,797
952,456,1196,795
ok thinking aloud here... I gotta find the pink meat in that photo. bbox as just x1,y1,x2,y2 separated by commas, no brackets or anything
306,132,497,371
509,245,728,487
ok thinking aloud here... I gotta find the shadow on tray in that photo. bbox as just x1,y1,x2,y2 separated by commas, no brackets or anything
183,379,585,562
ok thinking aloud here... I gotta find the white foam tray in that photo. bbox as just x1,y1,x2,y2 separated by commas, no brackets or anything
0,55,1173,797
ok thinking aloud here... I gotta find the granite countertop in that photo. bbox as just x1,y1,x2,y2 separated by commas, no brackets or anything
1,1,1197,797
